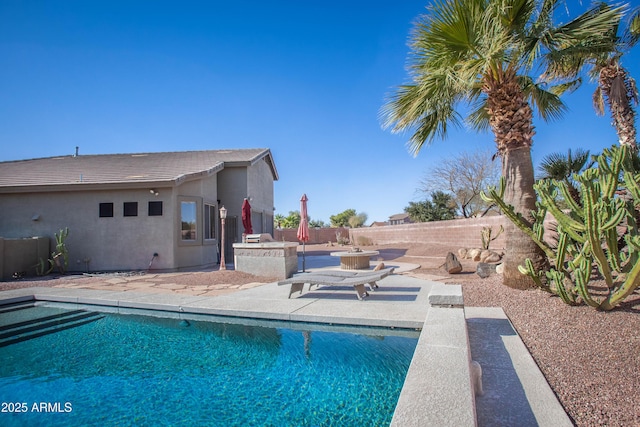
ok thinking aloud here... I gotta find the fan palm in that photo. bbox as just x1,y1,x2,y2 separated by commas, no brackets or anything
548,7,639,149
538,148,591,205
382,0,622,289
593,9,640,149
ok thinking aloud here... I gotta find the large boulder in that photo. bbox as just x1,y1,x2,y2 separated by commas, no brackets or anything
480,250,502,263
444,252,463,274
467,248,482,261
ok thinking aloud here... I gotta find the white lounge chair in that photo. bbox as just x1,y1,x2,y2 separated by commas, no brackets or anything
278,267,395,300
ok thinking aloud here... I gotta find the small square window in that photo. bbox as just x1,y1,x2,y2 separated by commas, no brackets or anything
124,202,138,217
148,201,163,216
99,203,114,218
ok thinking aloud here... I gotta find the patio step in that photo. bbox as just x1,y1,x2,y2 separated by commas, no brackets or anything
0,309,104,348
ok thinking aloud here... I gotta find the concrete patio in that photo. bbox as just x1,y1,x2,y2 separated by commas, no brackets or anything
0,257,572,426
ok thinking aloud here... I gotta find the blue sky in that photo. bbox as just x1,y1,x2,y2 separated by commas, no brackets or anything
1,1,639,224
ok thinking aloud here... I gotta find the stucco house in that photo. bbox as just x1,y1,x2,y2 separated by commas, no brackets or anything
0,148,278,275
388,213,412,226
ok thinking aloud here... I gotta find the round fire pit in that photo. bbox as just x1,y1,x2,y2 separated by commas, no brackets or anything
329,250,380,270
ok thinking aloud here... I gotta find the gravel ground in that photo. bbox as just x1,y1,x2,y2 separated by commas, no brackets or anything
2,242,638,426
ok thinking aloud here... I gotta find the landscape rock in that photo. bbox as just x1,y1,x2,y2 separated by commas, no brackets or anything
458,248,468,259
476,262,497,278
479,250,492,262
373,262,385,271
468,248,482,262
495,263,504,274
483,251,502,263
444,252,463,274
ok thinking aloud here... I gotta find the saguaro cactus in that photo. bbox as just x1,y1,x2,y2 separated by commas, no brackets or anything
481,145,640,310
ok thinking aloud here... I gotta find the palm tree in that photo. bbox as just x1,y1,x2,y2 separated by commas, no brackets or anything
382,0,621,289
593,9,640,149
538,148,591,205
549,8,640,149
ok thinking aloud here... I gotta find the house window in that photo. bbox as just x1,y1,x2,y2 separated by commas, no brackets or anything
124,202,138,217
148,201,163,216
204,204,216,240
99,203,114,218
181,201,197,240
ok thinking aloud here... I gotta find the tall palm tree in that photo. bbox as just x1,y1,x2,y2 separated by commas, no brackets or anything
593,9,640,149
382,0,621,289
549,8,640,149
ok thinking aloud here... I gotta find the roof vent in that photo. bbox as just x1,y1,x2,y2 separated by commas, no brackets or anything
74,146,79,157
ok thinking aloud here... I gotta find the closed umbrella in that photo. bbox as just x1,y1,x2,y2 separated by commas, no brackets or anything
241,198,253,236
297,194,310,272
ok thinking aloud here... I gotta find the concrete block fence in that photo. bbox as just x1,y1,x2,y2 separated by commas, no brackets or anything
274,216,558,251
350,217,508,250
273,227,350,245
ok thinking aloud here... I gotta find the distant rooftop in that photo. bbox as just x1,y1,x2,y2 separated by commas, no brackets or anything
0,148,277,192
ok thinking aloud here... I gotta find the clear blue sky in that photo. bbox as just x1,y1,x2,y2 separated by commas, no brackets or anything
1,1,639,224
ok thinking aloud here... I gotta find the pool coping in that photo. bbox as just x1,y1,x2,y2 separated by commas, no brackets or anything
0,276,571,426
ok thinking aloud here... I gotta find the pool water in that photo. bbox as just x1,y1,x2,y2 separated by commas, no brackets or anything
0,304,418,426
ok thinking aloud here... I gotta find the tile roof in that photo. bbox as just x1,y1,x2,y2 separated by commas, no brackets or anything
0,148,277,192
389,213,410,220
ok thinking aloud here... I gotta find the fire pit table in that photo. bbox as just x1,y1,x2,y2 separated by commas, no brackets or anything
330,250,380,270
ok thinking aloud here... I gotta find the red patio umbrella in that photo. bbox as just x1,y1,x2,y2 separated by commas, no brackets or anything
241,198,253,235
297,194,310,272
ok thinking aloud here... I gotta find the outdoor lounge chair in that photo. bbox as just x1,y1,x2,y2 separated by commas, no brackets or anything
278,267,395,300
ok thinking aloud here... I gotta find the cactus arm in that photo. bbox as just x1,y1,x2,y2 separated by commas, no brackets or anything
546,269,577,305
518,259,547,290
602,199,627,273
535,182,585,242
622,171,640,200
573,255,600,307
481,181,556,258
599,250,640,310
554,231,569,272
557,179,583,216
531,204,547,242
580,178,615,288
596,147,623,199
621,219,640,273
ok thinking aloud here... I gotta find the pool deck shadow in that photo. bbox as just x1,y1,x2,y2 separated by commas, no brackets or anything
0,259,571,427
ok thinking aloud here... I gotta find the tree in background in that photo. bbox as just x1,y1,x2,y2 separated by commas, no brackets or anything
309,219,327,228
382,0,621,289
348,212,368,228
274,211,301,229
405,191,456,222
330,209,356,227
419,149,500,217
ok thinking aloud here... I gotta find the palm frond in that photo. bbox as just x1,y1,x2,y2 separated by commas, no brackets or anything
548,3,622,50
548,78,582,96
467,96,491,132
621,7,640,50
519,75,566,121
407,106,463,157
593,86,605,116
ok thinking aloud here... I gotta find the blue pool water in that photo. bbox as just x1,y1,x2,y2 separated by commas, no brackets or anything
0,304,418,426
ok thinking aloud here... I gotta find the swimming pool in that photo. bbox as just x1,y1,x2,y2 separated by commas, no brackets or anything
0,303,418,426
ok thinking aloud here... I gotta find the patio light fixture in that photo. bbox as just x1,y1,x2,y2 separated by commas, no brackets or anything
219,205,227,270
